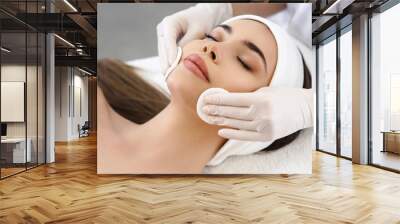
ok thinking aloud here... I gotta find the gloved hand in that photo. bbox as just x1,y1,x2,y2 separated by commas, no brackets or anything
157,3,233,74
202,87,314,141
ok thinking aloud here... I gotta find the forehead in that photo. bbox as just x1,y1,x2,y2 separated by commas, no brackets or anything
225,19,277,76
225,19,275,49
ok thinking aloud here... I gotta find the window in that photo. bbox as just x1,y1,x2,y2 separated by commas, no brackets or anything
317,36,337,154
370,2,400,171
390,74,400,131
339,28,352,158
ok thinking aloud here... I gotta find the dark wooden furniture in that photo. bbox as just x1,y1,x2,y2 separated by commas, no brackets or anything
382,131,400,154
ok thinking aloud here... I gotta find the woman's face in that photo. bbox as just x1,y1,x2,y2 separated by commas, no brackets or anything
167,19,278,109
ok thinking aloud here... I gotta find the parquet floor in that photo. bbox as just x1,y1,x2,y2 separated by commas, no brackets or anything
1,134,400,223
1,167,26,178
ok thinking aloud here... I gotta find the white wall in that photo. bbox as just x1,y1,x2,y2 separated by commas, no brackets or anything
1,65,37,138
69,73,89,139
1,65,26,131
1,63,46,164
1,82,24,122
1,65,26,142
98,3,195,61
55,66,69,141
54,67,89,141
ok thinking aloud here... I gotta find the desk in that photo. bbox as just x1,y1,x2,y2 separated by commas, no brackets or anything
1,138,31,163
381,131,400,154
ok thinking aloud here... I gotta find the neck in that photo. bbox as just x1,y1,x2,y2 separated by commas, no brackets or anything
138,100,226,172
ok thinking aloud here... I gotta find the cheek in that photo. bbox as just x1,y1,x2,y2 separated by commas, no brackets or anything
166,64,209,108
166,40,211,108
212,67,267,93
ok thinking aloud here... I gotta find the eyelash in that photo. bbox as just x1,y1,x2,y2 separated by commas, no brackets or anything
204,33,252,72
237,57,252,71
204,33,218,41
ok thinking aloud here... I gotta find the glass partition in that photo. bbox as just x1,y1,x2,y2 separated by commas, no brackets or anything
38,32,45,165
26,0,41,169
27,31,38,169
1,30,28,177
0,1,46,179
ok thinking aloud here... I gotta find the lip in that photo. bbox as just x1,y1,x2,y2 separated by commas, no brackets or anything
183,54,210,82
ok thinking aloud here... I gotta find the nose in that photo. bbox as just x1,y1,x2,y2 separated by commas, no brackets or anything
202,44,218,63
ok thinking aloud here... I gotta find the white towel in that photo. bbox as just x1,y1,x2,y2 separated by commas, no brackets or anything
204,128,313,174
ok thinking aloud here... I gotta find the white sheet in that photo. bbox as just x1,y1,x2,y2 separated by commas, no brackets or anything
204,128,313,174
126,57,313,174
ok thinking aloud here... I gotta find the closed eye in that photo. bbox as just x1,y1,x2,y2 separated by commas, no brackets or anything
205,33,251,72
237,56,252,71
204,33,218,42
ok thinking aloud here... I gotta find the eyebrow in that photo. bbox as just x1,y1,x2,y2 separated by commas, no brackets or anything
217,24,232,34
217,24,267,72
242,40,267,71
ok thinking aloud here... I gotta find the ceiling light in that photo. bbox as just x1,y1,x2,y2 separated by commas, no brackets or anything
63,0,78,12
1,47,11,53
76,48,84,55
78,67,92,76
54,34,75,48
323,0,355,15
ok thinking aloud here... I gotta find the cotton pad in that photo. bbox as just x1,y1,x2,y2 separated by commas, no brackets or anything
164,47,182,80
196,88,229,124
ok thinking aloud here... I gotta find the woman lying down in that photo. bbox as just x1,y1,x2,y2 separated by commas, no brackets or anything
97,15,311,174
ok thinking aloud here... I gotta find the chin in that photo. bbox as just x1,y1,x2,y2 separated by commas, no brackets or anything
167,65,208,110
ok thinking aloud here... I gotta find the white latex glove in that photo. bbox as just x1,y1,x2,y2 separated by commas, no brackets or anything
157,3,233,74
202,87,314,141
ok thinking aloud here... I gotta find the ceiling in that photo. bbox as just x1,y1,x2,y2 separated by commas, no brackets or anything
311,0,391,44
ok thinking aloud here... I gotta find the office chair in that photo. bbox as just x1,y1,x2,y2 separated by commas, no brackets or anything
79,121,90,138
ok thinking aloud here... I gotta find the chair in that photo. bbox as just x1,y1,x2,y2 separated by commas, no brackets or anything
79,121,90,138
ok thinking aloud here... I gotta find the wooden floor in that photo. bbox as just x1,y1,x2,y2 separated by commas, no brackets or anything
1,163,44,178
373,150,400,171
1,134,400,223
1,167,26,178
